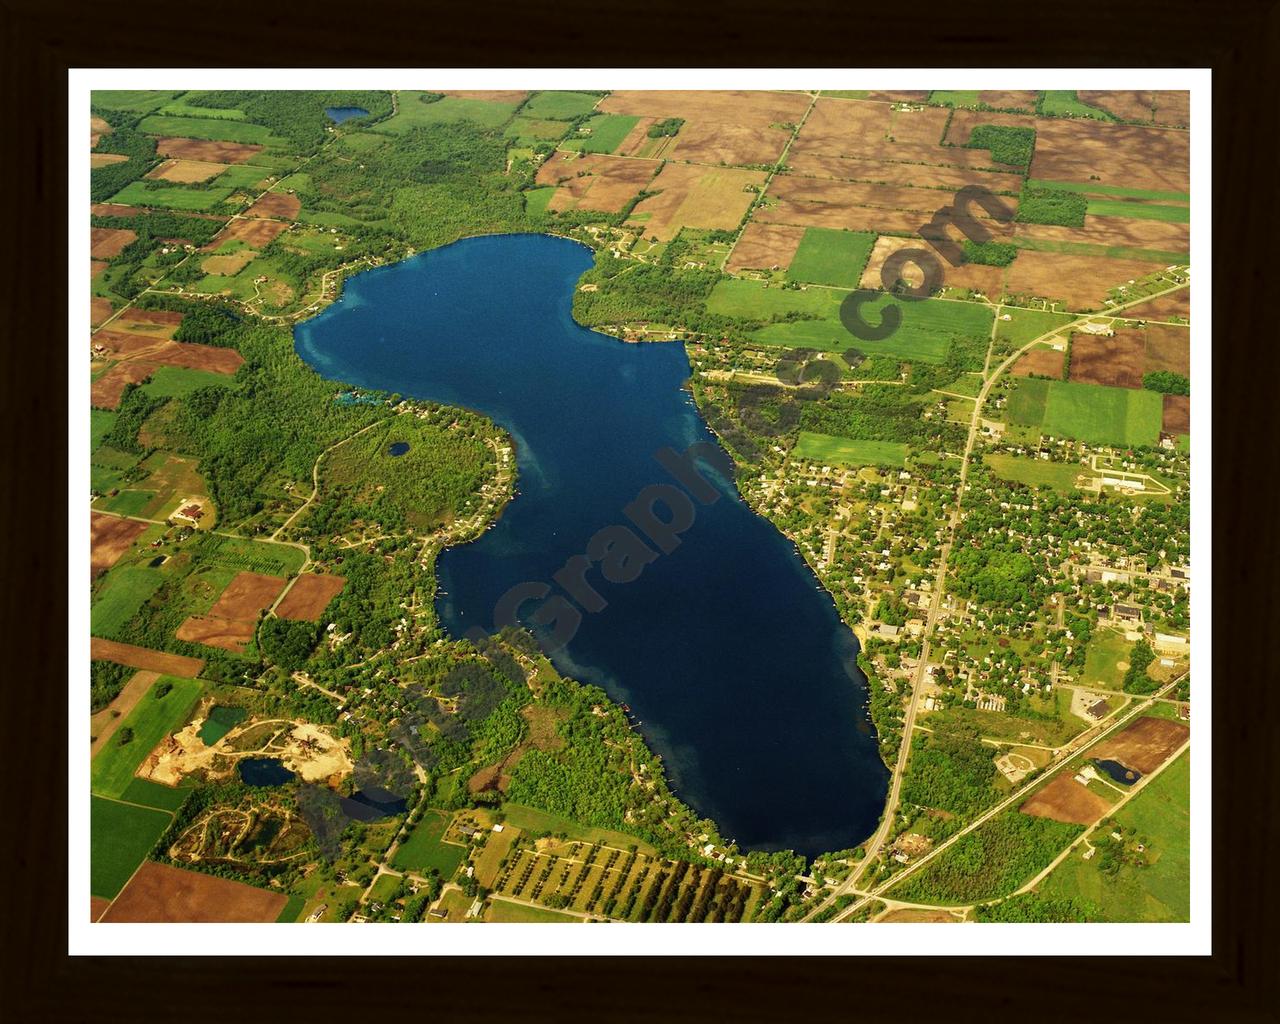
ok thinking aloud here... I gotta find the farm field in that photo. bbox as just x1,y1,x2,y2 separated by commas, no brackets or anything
985,454,1088,492
483,898,580,923
795,433,908,468
137,115,278,145
1020,774,1114,825
377,92,520,133
786,228,876,288
89,675,203,798
521,90,599,120
1091,716,1190,775
107,181,235,212
101,861,287,922
391,810,467,877
91,566,166,638
1039,752,1190,921
90,795,172,899
275,573,346,621
90,637,205,677
626,163,765,241
138,366,236,399
1005,377,1163,446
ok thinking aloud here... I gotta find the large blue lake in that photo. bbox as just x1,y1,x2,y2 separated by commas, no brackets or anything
294,233,888,857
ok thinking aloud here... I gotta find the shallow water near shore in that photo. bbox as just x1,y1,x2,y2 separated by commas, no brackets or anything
295,233,888,857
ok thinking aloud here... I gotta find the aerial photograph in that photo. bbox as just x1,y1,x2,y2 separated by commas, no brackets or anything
82,85,1194,931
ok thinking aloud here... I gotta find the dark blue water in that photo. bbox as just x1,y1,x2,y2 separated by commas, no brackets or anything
340,787,410,822
388,441,410,457
325,106,369,124
295,233,888,857
1095,759,1141,785
239,757,296,787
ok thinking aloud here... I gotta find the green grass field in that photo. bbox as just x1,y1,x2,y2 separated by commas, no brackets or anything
1040,752,1190,921
137,115,275,145
560,114,640,154
1013,236,1187,264
90,676,203,798
484,898,579,923
378,92,520,132
500,802,656,854
156,100,245,120
91,795,172,899
928,90,982,108
276,894,307,923
996,307,1077,348
213,164,271,191
93,90,180,114
1086,199,1190,223
190,531,306,576
1039,91,1115,121
119,777,192,813
708,280,993,364
524,187,557,217
139,366,236,399
1027,179,1190,204
390,810,466,877
795,432,908,468
505,117,571,145
926,688,1085,747
786,228,876,288
91,566,166,639
107,181,234,212
1082,627,1134,690
95,489,155,517
521,91,600,120
1004,376,1050,426
1042,380,1163,447
91,410,116,450
985,453,1086,492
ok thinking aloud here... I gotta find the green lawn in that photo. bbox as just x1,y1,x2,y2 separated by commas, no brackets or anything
390,810,466,877
377,92,520,132
1086,199,1190,223
276,894,307,923
1027,179,1190,204
91,795,173,899
500,802,655,854
985,453,1086,492
1082,627,1134,690
1039,91,1115,121
95,489,156,517
91,566,166,639
1004,376,1051,426
560,114,640,154
107,181,234,212
1039,752,1190,921
1042,380,1163,447
708,279,993,364
137,115,276,145
786,228,877,288
484,899,580,923
521,91,600,120
795,432,908,468
119,777,192,813
996,307,1077,348
91,410,117,450
90,676,203,798
139,366,236,399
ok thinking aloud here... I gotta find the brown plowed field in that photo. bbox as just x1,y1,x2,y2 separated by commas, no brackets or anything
1004,250,1163,312
861,235,1004,297
536,151,660,214
276,573,346,621
90,203,145,218
768,175,1015,219
91,260,109,279
944,109,1038,146
155,137,263,163
1020,775,1112,825
1125,288,1189,321
725,222,806,273
90,153,128,169
443,89,529,104
1092,716,1189,775
977,90,1038,110
99,861,285,923
1143,324,1190,375
175,614,257,652
90,227,137,259
1162,395,1190,433
1029,121,1189,195
627,163,765,241
209,572,287,619
92,329,166,358
90,637,205,678
1015,216,1189,254
91,115,111,148
1068,332,1146,388
91,896,111,922
91,362,156,409
91,512,148,578
1011,346,1065,378
880,908,960,923
117,307,184,331
1078,90,1189,128
91,298,115,327
91,671,160,756
757,199,923,235
146,158,228,183
672,121,790,168
787,151,1023,193
202,249,256,275
245,192,301,220
212,217,290,248
865,90,929,103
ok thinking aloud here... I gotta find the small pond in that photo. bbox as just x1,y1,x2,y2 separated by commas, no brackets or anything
325,106,369,124
387,441,410,457
1095,758,1141,785
339,787,409,822
239,757,296,787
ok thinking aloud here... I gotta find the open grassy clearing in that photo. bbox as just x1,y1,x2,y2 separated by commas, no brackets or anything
1082,627,1134,690
561,114,640,154
91,566,167,638
391,810,466,877
139,366,237,399
521,91,600,120
1026,178,1190,203
483,898,580,923
377,92,519,132
1039,91,1116,121
500,803,656,854
93,90,180,113
137,115,278,145
107,181,234,211
795,432,908,468
1042,380,1163,447
1085,199,1190,223
785,228,876,288
90,675,203,798
996,307,1077,348
985,453,1087,492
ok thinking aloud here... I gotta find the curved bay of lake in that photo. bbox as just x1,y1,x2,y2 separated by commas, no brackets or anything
295,233,887,857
